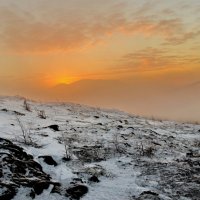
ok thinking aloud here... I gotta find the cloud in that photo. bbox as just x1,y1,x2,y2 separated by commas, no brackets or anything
0,1,199,54
0,7,90,53
164,30,200,45
111,47,200,74
123,18,183,38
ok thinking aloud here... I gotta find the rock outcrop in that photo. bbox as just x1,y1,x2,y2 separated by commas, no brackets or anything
0,138,58,199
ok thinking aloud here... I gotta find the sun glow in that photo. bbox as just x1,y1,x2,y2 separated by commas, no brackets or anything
55,76,79,85
42,75,80,88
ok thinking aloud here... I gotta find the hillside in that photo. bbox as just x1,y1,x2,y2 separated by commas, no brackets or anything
0,96,200,200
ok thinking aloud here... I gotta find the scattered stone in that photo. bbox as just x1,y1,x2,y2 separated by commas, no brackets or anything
117,125,123,129
33,181,50,195
136,191,160,200
141,191,159,196
66,184,88,200
40,133,49,137
186,151,193,157
88,175,100,183
97,123,103,126
47,125,59,131
39,156,58,166
62,157,71,162
51,183,62,195
124,120,129,124
1,108,8,112
30,190,36,199
127,127,135,130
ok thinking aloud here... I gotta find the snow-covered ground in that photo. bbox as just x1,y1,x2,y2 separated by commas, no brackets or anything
0,96,200,200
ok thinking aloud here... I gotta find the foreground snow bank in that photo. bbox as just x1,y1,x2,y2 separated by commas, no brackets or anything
0,96,200,200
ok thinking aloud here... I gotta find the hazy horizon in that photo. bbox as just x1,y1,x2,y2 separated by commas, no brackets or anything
1,77,200,123
0,0,200,122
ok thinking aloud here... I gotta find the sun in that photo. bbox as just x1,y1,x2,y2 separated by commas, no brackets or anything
55,76,79,85
43,75,80,88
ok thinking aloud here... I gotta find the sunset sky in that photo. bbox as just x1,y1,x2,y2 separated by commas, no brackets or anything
0,0,200,121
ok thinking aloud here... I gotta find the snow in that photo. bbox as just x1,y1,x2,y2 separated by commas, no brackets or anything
0,96,200,200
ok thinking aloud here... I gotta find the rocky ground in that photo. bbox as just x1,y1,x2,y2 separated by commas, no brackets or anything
0,96,200,200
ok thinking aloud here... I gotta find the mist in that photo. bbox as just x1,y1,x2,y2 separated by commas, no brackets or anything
1,78,199,123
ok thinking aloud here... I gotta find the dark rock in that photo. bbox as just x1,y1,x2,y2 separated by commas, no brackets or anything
10,160,26,174
136,191,160,200
121,135,128,140
0,168,2,178
97,123,103,126
40,133,49,137
124,143,131,147
33,181,50,195
1,108,8,112
0,183,17,200
124,120,129,124
0,137,53,199
117,125,123,129
62,157,71,162
27,160,43,171
30,190,35,199
94,116,99,119
47,125,59,131
0,137,13,145
66,185,88,200
141,191,159,196
186,150,193,157
88,176,100,183
51,185,61,194
39,156,57,166
13,111,25,116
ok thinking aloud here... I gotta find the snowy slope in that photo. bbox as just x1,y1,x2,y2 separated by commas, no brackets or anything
0,96,200,200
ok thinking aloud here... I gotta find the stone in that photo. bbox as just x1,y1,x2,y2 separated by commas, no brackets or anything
33,181,50,195
47,125,59,131
39,156,58,166
0,137,53,199
88,176,100,183
136,191,160,200
66,184,88,200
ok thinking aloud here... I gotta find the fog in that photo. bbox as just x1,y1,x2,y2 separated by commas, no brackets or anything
1,78,199,123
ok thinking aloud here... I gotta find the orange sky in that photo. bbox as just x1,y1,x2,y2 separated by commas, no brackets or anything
0,0,200,121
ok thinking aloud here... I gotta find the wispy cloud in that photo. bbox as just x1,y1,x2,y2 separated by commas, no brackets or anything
111,47,200,74
0,1,199,54
163,30,200,45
